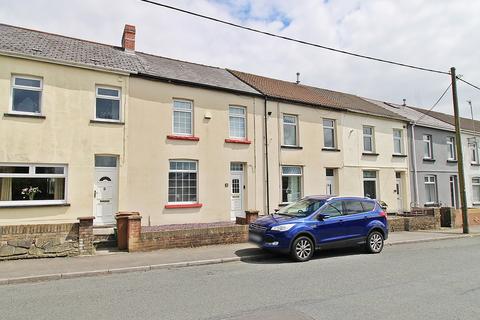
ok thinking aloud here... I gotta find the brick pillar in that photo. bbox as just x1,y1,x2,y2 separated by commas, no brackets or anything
78,216,95,255
245,210,259,224
116,212,139,250
433,208,441,229
127,215,142,252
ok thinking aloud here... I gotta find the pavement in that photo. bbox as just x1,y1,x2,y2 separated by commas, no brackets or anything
0,226,479,285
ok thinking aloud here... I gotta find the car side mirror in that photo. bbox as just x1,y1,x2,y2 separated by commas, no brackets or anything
274,208,279,213
317,214,329,221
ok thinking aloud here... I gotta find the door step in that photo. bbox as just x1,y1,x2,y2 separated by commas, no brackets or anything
93,226,117,249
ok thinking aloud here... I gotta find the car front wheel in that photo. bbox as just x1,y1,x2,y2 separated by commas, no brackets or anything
366,230,384,253
290,236,314,262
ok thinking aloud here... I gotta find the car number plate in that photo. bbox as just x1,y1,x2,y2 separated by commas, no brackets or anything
249,233,262,243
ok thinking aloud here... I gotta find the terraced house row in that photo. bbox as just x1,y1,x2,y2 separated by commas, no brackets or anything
1,23,479,227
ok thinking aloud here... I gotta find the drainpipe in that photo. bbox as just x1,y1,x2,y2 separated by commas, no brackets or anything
264,97,270,214
410,122,419,206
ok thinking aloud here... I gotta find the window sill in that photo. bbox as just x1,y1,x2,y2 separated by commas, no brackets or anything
471,163,480,167
167,135,200,141
392,154,408,158
225,138,251,144
3,112,46,119
90,119,124,125
362,152,379,156
447,159,458,163
423,158,436,162
321,148,341,152
278,203,290,207
164,203,203,209
0,203,70,209
281,145,303,150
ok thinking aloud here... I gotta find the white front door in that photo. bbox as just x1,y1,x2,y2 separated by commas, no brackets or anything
94,156,118,225
396,178,403,212
326,176,335,195
230,163,244,220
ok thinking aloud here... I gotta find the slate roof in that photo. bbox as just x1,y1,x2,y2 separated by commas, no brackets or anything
411,107,480,133
137,53,259,95
0,23,259,95
0,23,144,73
364,99,455,131
229,70,408,121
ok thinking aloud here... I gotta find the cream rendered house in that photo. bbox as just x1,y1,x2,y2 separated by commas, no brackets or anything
230,71,411,214
0,24,264,226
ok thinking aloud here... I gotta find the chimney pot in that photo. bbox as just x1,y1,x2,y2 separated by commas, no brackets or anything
122,24,136,52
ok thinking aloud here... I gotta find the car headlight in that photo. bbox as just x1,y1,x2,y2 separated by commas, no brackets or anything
271,224,295,232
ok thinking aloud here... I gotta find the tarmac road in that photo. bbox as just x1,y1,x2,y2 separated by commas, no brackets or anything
1,237,480,320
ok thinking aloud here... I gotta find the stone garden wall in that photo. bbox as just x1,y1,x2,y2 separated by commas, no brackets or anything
0,217,94,260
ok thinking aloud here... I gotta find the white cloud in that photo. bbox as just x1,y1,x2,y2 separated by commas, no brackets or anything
1,0,479,118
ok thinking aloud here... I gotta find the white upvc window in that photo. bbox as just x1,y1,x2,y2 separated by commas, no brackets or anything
472,178,480,204
363,171,377,199
423,134,433,159
95,86,121,121
447,137,456,161
0,164,67,207
173,100,193,136
11,75,43,115
168,160,198,203
471,142,479,164
323,119,336,148
363,126,375,152
424,175,437,204
393,129,403,154
281,166,302,203
283,114,298,146
229,106,246,139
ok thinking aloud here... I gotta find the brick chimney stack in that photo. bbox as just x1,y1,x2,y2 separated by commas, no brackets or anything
122,24,136,52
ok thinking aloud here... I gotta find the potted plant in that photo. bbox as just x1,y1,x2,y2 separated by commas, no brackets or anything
21,186,41,200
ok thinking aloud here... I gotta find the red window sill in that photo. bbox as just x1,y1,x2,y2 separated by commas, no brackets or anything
167,135,200,141
225,138,251,144
164,203,203,209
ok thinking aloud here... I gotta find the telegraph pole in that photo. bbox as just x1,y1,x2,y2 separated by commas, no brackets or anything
451,67,469,234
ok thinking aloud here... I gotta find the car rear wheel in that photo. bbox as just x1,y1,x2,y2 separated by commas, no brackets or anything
366,230,384,253
290,236,314,262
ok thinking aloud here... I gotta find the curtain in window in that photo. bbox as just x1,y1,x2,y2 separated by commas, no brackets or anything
54,179,64,200
0,178,12,201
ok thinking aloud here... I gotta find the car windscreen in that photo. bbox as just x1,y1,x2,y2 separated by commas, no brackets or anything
278,198,326,218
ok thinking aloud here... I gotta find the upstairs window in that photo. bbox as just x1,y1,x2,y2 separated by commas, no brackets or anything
0,164,67,206
96,87,121,121
363,126,375,152
173,100,193,136
471,142,479,164
323,119,336,148
229,106,246,139
423,134,433,159
393,129,403,154
447,137,456,161
283,114,298,146
11,76,42,114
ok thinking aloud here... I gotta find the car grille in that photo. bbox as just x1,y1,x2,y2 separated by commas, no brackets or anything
249,223,267,234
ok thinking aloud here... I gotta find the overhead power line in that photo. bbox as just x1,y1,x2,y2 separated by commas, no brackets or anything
414,81,453,124
138,0,450,75
457,77,480,92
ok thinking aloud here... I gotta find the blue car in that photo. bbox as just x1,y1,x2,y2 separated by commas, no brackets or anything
249,196,388,262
